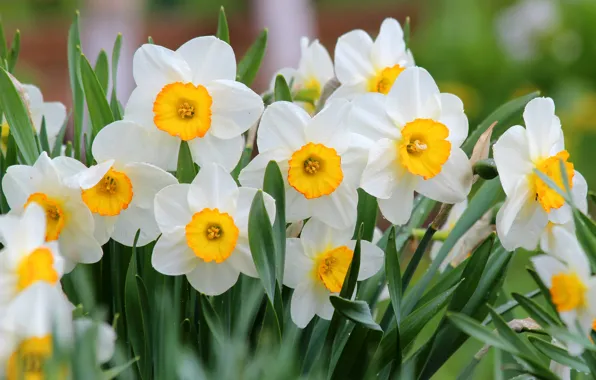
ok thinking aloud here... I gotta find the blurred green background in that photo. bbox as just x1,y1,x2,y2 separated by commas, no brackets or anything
2,0,595,378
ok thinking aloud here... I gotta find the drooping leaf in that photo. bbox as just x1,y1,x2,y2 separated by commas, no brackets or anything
7,29,19,73
330,296,382,331
511,292,560,327
237,29,267,86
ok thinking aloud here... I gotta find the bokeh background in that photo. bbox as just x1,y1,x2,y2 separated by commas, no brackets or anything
2,0,596,378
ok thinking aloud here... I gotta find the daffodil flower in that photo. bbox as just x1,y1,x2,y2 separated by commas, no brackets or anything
269,37,334,112
239,100,367,230
152,163,276,296
2,152,103,272
284,219,383,328
0,204,64,312
532,227,596,356
123,36,264,172
349,67,472,225
331,18,414,100
0,283,115,378
493,97,588,251
1,84,66,152
66,121,177,247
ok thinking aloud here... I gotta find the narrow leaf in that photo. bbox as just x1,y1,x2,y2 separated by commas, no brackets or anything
39,117,51,154
216,6,230,44
237,29,267,86
176,141,197,184
110,33,123,120
529,336,590,373
94,50,109,96
329,296,382,331
7,29,20,73
80,53,114,138
248,191,277,303
511,292,560,327
263,161,286,287
447,312,513,352
353,188,378,241
384,227,402,323
274,74,292,102
68,11,84,160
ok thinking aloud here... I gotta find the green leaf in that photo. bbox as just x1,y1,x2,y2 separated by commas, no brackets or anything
199,295,224,345
39,117,51,154
482,289,541,325
0,17,6,61
110,33,123,120
94,50,109,96
545,326,596,353
330,296,382,331
529,336,590,373
473,158,498,180
447,312,513,352
51,114,69,157
274,74,292,102
511,292,560,327
487,306,542,361
527,268,559,317
80,53,114,138
573,209,596,270
176,141,197,184
330,325,382,380
237,29,267,86
68,11,84,160
102,357,140,380
263,161,286,287
461,91,539,155
402,226,436,290
0,67,40,164
7,29,20,73
353,188,378,241
385,227,402,324
216,6,230,44
147,36,154,44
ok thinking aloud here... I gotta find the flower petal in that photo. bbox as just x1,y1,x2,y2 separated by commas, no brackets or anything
310,182,358,230
360,138,404,199
133,44,192,88
154,184,192,234
571,170,588,214
227,237,258,277
152,228,197,275
42,102,67,144
124,162,177,209
328,82,368,101
93,121,165,165
290,279,320,328
386,67,440,125
493,125,533,196
348,93,400,141
523,97,564,160
112,205,161,247
283,238,313,288
300,218,353,258
207,80,264,140
188,133,244,173
334,29,375,84
438,93,468,148
238,150,289,189
233,187,276,234
298,39,334,86
92,214,116,246
176,36,236,83
2,165,35,209
285,186,312,223
346,240,384,280
377,183,416,226
530,254,566,288
186,261,239,296
123,86,157,131
371,18,406,70
256,101,309,154
304,99,350,153
188,163,239,214
549,226,590,279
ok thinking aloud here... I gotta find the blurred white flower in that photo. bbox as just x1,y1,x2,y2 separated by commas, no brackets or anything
239,100,368,230
331,18,414,100
284,219,383,328
122,36,264,172
493,97,587,252
349,67,472,225
2,152,102,272
152,163,275,296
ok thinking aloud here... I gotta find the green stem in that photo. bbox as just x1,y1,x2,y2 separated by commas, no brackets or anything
412,228,450,241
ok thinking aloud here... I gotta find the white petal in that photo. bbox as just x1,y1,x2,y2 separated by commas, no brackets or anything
348,93,400,141
207,80,264,139
539,220,573,254
493,125,533,196
347,240,384,280
41,102,67,144
549,226,590,279
377,184,416,226
133,44,192,88
283,238,313,288
285,186,312,223
186,261,239,296
123,87,157,131
309,182,358,230
188,163,238,214
386,67,441,124
416,148,473,204
17,203,46,251
530,254,567,288
152,228,197,275
298,39,334,86
125,163,177,209
233,188,276,234
256,101,309,154
269,67,297,92
227,237,258,277
238,150,289,189
176,36,236,83
314,283,335,320
154,184,192,234
571,170,588,214
188,133,244,172
300,218,354,258
360,138,407,199
304,99,350,153
290,280,320,328
523,97,564,160
328,82,368,101
112,205,161,247
73,319,116,364
438,93,468,148
586,279,596,316
92,214,116,246
371,18,406,70
60,221,103,264
340,136,371,188
52,156,87,180
2,165,35,209
334,29,375,84
70,160,113,190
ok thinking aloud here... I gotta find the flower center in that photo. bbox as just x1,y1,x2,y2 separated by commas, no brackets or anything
368,64,405,95
288,142,343,199
185,208,239,263
24,193,66,241
16,248,59,292
530,150,574,212
81,167,134,217
7,336,52,380
153,82,213,141
313,246,354,293
398,118,451,180
550,272,586,312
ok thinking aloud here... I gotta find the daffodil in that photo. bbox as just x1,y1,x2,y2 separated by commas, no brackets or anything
430,200,493,271
349,67,472,225
531,227,596,356
2,152,102,271
123,36,264,171
331,18,414,100
152,163,275,296
239,100,367,230
1,84,66,152
0,204,64,313
493,97,588,251
0,283,115,379
284,219,383,328
65,121,177,247
269,37,334,112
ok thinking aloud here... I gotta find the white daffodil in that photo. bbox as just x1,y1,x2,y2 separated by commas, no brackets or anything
349,67,472,225
64,121,177,247
152,163,276,296
1,84,66,152
284,219,383,328
0,283,115,378
331,17,414,100
430,200,493,271
2,152,102,272
123,36,264,172
0,204,64,313
269,37,334,112
493,97,588,251
239,100,367,230
531,227,596,356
